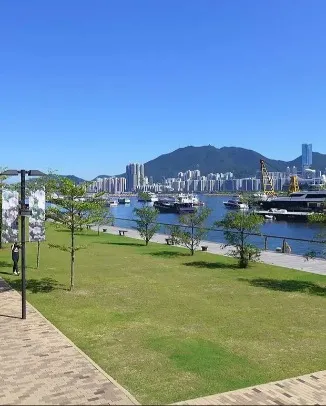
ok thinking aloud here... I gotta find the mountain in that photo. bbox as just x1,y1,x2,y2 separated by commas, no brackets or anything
92,175,113,180
62,175,86,184
141,146,326,181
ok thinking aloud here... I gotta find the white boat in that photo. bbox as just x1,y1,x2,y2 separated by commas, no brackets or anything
223,196,249,210
118,197,131,204
264,214,274,220
138,192,158,202
253,192,269,201
108,200,118,207
177,193,204,206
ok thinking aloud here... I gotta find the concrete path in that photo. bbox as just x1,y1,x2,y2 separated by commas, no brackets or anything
99,225,326,276
0,278,138,405
174,370,326,405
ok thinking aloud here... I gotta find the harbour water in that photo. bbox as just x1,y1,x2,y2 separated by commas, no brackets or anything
107,195,326,257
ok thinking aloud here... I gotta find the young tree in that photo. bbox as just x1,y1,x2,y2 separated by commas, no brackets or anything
166,224,181,245
93,205,114,235
138,191,152,202
216,211,263,268
47,178,107,290
304,212,326,260
173,207,211,255
133,206,160,245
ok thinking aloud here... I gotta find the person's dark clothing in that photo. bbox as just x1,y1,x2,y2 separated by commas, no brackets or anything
13,261,19,274
11,244,20,275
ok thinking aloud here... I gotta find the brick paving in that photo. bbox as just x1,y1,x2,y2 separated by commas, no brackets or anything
174,370,326,405
0,278,138,405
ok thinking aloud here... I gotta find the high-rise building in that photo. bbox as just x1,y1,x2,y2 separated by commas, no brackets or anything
126,163,145,191
140,164,145,186
302,143,312,170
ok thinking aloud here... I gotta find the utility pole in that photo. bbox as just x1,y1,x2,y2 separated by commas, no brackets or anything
20,169,27,319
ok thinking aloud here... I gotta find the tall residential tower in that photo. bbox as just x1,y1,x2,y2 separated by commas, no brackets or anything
302,143,312,172
126,163,145,191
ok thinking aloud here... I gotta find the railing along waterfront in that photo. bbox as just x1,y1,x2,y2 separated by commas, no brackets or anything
103,217,326,258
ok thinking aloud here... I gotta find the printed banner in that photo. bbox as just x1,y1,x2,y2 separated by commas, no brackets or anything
1,190,19,244
29,189,46,242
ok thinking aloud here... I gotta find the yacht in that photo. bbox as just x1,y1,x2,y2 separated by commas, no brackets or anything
253,192,269,201
154,199,196,214
177,193,204,206
118,197,131,204
223,196,249,210
107,200,118,207
258,191,326,212
138,192,158,202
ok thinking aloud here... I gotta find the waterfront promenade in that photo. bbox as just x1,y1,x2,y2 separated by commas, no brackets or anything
98,225,326,276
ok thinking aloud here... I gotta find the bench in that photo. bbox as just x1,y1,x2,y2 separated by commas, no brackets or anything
165,238,175,245
201,245,208,252
102,228,107,232
119,230,128,236
86,225,91,230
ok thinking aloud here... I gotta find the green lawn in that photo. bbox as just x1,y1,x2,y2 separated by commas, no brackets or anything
0,225,325,404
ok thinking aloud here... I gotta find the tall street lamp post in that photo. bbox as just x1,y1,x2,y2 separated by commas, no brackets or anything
0,169,45,319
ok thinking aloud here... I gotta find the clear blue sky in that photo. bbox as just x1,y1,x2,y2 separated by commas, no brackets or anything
1,0,326,179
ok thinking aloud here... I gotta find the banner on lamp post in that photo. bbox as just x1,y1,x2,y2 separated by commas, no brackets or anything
29,190,45,242
1,190,19,244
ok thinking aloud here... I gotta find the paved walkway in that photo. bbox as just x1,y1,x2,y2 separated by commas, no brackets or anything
99,225,326,276
0,279,138,405
174,370,326,405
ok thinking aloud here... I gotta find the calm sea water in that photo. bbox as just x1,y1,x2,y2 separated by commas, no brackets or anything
108,195,325,256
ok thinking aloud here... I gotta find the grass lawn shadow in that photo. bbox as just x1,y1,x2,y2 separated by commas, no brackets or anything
0,260,12,268
239,278,326,297
0,270,13,276
149,251,189,258
98,241,145,247
184,260,238,270
7,277,66,294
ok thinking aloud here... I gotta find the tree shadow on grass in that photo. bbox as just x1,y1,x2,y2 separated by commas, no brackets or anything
239,278,326,297
7,277,66,294
97,241,144,247
184,260,238,270
0,260,12,268
149,251,189,258
0,261,13,275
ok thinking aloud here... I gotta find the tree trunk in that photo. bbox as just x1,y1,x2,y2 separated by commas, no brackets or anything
70,228,75,291
191,224,194,255
97,225,100,236
36,241,40,268
240,230,244,263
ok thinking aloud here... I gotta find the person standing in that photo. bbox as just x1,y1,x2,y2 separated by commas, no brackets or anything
11,242,21,275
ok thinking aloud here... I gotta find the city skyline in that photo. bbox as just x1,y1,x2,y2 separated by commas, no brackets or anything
82,142,324,182
87,144,326,194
